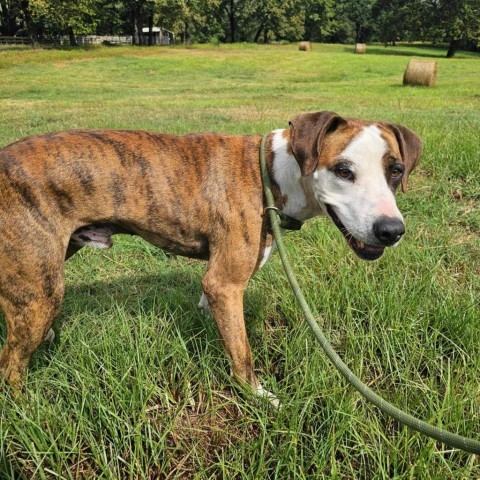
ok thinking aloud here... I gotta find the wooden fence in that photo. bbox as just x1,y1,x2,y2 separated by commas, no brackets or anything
74,35,133,45
0,36,31,45
0,34,173,47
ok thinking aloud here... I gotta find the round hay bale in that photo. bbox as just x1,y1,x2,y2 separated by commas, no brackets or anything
299,41,312,51
403,59,437,87
355,43,366,54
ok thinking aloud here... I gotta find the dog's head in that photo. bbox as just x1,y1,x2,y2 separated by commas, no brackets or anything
289,111,422,260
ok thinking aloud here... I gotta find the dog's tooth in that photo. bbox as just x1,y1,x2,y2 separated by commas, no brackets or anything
359,241,364,248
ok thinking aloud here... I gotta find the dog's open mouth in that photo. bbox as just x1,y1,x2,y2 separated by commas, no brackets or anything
326,205,385,261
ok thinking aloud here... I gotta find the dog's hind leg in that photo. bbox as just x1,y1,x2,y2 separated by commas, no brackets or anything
0,281,64,386
0,250,65,387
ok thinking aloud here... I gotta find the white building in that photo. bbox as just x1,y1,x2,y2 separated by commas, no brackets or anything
141,27,175,45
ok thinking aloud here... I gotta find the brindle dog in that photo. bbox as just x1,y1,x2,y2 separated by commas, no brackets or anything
0,112,421,403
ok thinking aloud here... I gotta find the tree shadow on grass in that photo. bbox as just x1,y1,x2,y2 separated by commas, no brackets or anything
343,45,447,58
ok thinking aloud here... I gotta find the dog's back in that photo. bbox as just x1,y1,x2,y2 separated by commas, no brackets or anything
0,130,264,255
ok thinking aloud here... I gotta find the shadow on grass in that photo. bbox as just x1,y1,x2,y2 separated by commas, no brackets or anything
0,269,265,373
0,278,265,479
62,270,206,325
0,458,28,480
361,46,447,58
342,42,453,58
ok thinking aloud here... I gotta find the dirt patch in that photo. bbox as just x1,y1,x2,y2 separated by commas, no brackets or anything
146,389,261,477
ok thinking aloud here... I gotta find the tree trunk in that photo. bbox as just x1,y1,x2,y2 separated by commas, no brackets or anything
184,21,190,45
68,26,77,47
131,2,142,45
19,0,38,46
147,14,153,46
229,0,235,43
446,38,458,58
355,22,362,43
0,0,17,36
134,22,141,45
253,22,264,43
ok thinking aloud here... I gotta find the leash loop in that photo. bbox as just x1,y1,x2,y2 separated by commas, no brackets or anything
259,132,480,455
264,206,280,214
264,206,303,231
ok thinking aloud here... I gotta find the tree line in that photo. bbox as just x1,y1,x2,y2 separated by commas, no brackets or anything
0,0,478,57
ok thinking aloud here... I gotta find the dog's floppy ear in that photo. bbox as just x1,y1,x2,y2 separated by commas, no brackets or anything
289,111,346,176
387,123,423,192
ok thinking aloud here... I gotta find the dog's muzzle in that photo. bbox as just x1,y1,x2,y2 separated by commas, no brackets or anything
326,205,385,261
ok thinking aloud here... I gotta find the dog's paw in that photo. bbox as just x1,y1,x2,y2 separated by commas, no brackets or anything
197,293,212,318
43,329,55,344
255,384,280,408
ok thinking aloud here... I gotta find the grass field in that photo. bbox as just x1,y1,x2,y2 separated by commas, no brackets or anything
0,42,479,479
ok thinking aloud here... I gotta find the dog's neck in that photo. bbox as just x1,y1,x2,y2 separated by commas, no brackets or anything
268,129,324,221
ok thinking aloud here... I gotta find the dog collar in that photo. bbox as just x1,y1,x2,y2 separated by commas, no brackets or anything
260,133,303,231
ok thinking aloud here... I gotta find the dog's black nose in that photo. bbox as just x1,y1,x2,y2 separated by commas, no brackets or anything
373,216,405,246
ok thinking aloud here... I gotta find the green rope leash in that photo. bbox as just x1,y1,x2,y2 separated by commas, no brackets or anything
259,132,480,455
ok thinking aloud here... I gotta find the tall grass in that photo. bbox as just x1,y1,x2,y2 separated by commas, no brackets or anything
0,43,479,479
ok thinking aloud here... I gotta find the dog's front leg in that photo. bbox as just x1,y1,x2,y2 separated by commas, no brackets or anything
202,269,256,387
202,250,279,407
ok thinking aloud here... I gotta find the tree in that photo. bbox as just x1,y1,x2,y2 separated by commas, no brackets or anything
423,0,480,57
245,0,305,43
0,0,20,36
25,0,99,44
1,0,43,42
372,0,423,46
120,0,145,44
154,0,220,44
338,0,374,43
304,0,344,42
219,0,240,42
94,0,128,36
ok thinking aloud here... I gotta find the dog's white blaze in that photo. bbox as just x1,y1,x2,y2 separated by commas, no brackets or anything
377,197,398,217
271,129,307,219
342,125,386,168
313,125,403,245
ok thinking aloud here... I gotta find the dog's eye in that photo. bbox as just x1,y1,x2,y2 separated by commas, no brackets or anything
391,165,404,179
336,167,354,181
